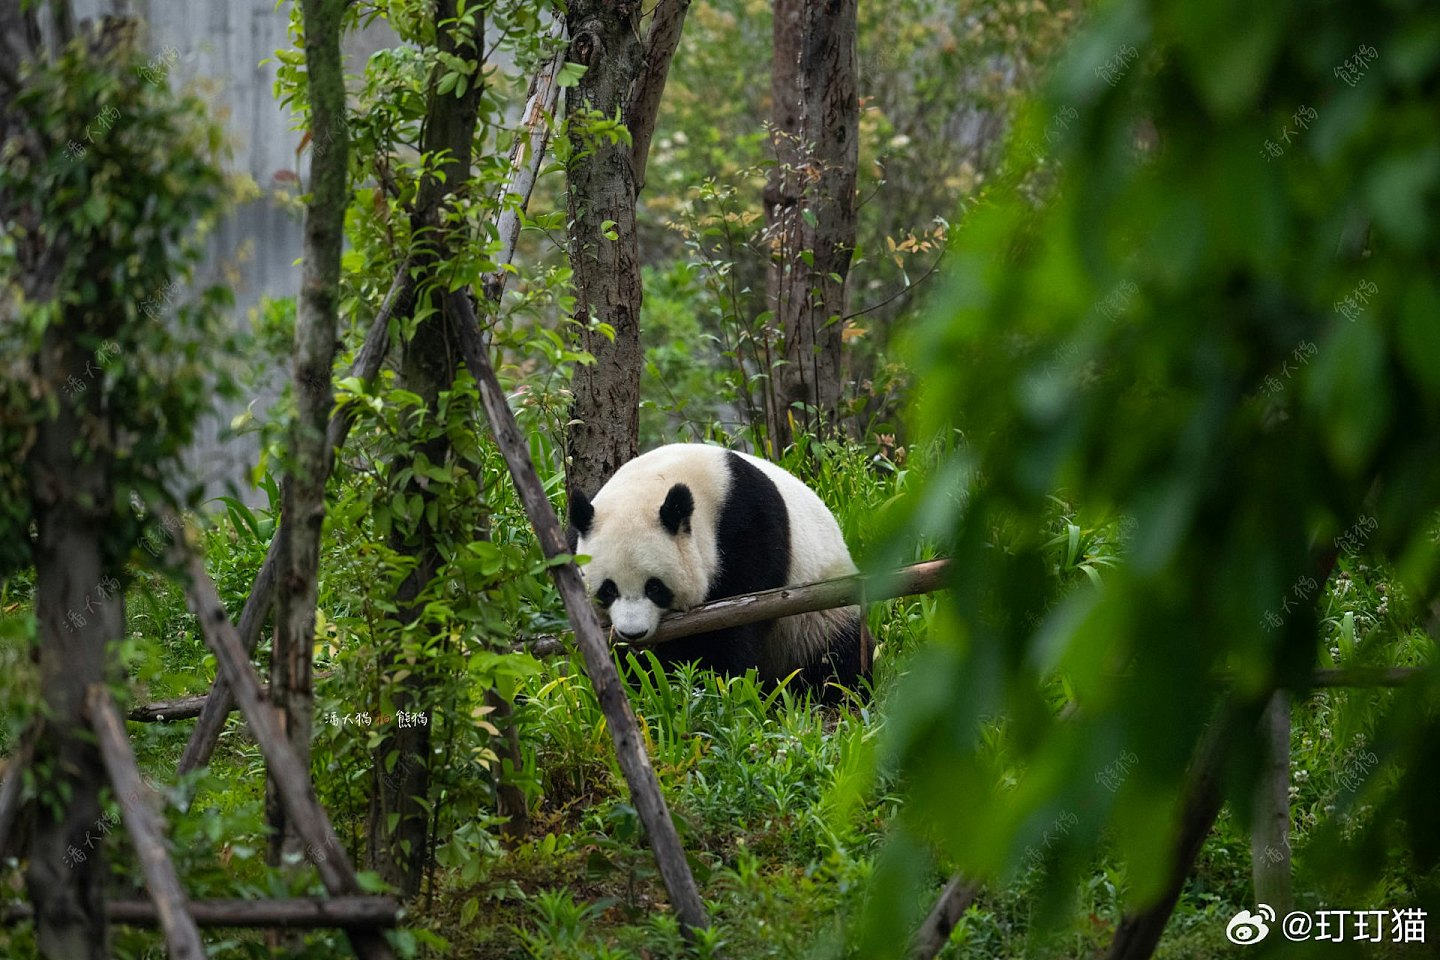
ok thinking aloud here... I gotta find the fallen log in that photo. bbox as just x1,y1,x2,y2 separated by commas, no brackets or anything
0,896,399,928
527,558,951,657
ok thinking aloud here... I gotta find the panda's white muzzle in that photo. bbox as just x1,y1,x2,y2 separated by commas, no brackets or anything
609,598,660,642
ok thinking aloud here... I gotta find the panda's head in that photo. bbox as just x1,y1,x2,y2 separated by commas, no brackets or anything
570,479,713,642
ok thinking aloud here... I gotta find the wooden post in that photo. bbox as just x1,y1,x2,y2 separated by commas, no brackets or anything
85,686,204,960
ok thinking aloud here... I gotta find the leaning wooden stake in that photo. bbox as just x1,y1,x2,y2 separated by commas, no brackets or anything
448,290,711,936
85,685,204,960
910,874,982,960
178,259,412,776
169,523,395,960
1105,704,1236,960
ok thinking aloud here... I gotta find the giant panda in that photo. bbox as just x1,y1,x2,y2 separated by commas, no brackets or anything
568,443,867,697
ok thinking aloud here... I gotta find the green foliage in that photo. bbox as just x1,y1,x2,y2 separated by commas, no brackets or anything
0,30,240,575
855,0,1440,953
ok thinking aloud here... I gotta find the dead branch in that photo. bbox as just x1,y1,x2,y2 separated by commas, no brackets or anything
483,18,565,304
85,686,204,960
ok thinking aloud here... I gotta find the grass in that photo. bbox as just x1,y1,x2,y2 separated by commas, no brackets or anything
0,440,1430,959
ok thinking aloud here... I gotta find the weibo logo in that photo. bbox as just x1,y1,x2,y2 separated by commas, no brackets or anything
1226,904,1276,945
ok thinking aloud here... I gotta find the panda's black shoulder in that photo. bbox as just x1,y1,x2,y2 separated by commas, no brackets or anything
707,452,791,601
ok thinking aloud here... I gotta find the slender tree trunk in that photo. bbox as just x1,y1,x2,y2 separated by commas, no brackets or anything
366,0,483,899
563,0,646,499
268,0,348,945
1250,692,1292,909
25,311,121,960
765,0,858,449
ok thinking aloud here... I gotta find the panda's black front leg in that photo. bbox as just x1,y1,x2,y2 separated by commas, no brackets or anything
652,623,768,681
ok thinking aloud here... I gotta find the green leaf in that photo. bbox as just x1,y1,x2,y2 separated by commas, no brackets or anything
556,61,588,88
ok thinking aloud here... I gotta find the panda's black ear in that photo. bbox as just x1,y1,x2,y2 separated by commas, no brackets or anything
659,483,694,536
569,489,594,543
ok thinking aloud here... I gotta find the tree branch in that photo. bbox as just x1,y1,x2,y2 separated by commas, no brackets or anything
627,0,691,194
483,18,565,305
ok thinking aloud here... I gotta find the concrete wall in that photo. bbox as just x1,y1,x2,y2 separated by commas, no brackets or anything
74,0,398,502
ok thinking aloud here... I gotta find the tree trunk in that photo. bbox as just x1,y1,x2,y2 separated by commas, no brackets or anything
176,260,412,777
765,0,859,450
268,0,348,945
563,0,646,499
1250,691,1292,909
366,0,484,899
24,309,120,960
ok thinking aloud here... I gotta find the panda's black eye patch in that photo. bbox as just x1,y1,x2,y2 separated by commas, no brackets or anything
644,577,674,609
596,579,618,608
